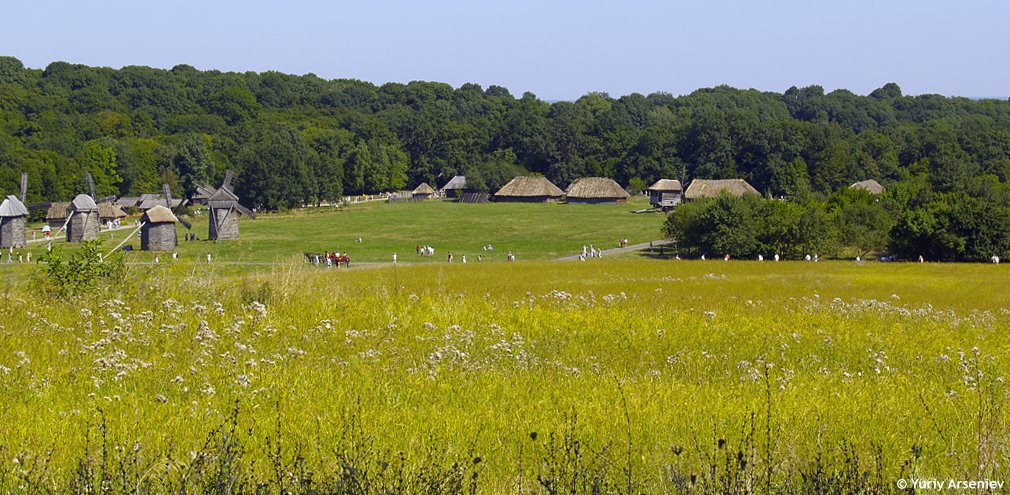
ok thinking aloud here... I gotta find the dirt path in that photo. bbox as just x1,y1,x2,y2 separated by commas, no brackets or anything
555,240,674,261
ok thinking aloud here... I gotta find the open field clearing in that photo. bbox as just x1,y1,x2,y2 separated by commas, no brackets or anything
17,197,665,265
2,259,1008,492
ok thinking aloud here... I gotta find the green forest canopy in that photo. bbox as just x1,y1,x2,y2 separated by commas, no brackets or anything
2,57,1010,209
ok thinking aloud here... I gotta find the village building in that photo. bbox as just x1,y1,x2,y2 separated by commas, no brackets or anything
440,175,468,197
684,179,760,201
208,184,254,240
0,195,29,248
564,177,630,204
98,203,128,226
850,179,885,194
66,194,100,242
412,182,435,199
140,205,178,251
646,179,684,209
493,176,565,203
45,202,70,230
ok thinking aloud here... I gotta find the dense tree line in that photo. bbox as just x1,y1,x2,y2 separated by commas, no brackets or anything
2,57,1010,258
663,179,1010,262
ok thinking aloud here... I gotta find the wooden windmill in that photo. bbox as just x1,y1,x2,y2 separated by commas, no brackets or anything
208,171,254,240
139,185,189,251
0,173,29,249
66,173,100,243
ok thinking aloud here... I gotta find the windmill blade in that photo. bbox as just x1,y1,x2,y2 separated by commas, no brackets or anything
86,172,96,199
234,203,256,219
222,170,234,191
20,173,27,203
162,184,173,208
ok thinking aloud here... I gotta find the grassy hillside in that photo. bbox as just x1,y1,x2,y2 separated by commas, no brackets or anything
1,259,1008,492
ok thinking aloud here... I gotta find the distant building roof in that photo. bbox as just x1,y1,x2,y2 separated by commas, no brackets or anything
494,176,564,198
441,175,467,190
565,177,630,199
684,179,759,200
0,195,28,217
208,186,239,203
138,195,183,210
646,179,683,192
46,202,70,220
70,194,98,212
850,179,885,194
142,205,178,224
98,203,127,219
116,197,141,208
412,182,435,195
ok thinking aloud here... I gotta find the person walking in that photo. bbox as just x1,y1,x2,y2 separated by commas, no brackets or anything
392,252,398,264
207,253,212,263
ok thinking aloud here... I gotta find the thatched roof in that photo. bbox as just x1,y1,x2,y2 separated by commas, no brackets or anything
412,182,435,195
0,195,28,217
565,177,630,199
46,202,70,220
441,175,467,190
850,179,885,194
98,203,127,219
142,205,178,224
684,179,759,200
494,176,564,198
647,179,683,192
70,194,98,212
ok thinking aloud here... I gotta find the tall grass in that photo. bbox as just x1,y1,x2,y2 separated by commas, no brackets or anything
1,260,1008,493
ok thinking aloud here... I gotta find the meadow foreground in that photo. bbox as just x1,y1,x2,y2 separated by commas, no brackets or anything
1,259,1008,493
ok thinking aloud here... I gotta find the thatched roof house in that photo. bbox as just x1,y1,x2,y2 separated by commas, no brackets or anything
46,202,70,229
850,179,885,194
98,203,127,223
684,179,759,201
494,176,564,203
565,177,630,204
646,179,684,209
67,194,99,242
0,195,29,248
140,205,178,251
412,182,435,199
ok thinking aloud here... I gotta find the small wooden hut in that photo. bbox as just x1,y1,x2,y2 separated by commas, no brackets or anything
140,205,178,251
684,179,759,201
646,179,683,209
493,176,564,203
0,195,28,249
46,202,70,230
66,194,99,242
99,203,127,225
412,182,435,199
564,177,630,204
850,179,885,194
441,176,467,197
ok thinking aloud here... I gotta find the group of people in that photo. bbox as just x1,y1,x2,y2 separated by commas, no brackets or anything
416,243,435,256
580,244,603,261
3,247,32,264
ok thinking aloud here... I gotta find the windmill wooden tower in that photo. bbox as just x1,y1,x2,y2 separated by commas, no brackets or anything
0,173,29,249
208,171,254,240
140,185,190,251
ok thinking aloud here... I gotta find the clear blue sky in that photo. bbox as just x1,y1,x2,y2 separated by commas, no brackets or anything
2,0,1006,100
